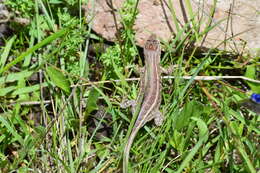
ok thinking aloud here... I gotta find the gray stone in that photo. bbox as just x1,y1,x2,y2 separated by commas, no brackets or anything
86,0,260,55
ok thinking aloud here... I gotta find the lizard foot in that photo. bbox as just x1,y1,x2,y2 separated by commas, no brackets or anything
161,64,176,75
153,110,164,126
120,100,137,114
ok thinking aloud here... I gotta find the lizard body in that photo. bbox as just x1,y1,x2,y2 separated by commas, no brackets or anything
123,34,163,173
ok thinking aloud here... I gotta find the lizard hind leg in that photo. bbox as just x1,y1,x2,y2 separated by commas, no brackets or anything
153,109,164,126
145,109,164,126
120,100,137,114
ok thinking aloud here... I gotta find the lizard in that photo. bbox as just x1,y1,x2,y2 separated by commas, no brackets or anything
122,34,164,173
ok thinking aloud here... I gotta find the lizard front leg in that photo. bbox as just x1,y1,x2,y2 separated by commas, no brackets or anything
120,100,137,114
160,64,176,75
120,67,145,114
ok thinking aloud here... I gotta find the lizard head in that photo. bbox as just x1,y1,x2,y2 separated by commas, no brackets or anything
144,34,160,52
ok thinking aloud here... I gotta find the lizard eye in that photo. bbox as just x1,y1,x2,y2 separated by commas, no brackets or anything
146,43,158,51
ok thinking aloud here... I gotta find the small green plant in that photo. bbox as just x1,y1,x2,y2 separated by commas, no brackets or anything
99,44,137,79
5,0,35,18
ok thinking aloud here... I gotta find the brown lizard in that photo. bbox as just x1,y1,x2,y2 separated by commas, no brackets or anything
122,34,164,173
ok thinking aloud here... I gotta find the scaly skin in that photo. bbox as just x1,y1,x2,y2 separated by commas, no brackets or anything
123,34,163,173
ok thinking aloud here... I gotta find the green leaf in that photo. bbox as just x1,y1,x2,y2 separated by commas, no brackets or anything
12,83,48,96
0,116,23,145
0,35,16,69
176,135,208,173
46,66,70,94
230,121,244,136
0,71,34,85
245,65,260,93
214,140,221,163
174,100,204,130
85,88,100,116
49,0,63,4
170,130,185,152
191,117,209,141
0,86,16,96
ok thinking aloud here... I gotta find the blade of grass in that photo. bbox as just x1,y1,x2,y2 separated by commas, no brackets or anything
175,135,208,173
38,0,55,31
168,0,180,33
11,83,48,96
0,116,24,145
0,35,16,69
0,28,69,74
0,70,34,85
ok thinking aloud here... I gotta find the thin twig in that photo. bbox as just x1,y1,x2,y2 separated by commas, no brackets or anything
163,76,260,84
70,75,260,87
7,75,258,106
9,100,52,105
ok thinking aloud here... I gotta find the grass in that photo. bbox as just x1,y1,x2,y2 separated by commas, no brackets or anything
0,0,259,172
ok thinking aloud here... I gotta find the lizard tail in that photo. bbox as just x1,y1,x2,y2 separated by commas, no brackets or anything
123,129,139,173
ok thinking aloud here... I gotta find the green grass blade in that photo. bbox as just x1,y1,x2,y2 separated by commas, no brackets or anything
11,83,48,96
0,35,16,68
176,135,208,173
0,86,16,96
46,66,71,94
0,116,24,145
0,28,69,74
0,70,34,85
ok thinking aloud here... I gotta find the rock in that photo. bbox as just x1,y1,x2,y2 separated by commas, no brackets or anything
0,0,10,24
86,0,260,55
0,0,12,45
